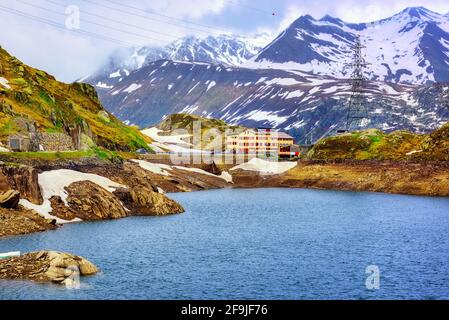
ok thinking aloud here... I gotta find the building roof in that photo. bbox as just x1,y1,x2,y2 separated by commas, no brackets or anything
276,132,295,139
226,130,294,140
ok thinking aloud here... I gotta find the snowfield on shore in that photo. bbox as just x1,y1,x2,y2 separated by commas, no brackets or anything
141,127,192,146
20,170,124,224
231,158,297,175
133,160,233,183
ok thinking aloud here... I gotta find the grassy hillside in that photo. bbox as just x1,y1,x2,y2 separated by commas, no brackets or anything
157,113,245,150
0,46,151,151
307,124,449,161
158,113,244,133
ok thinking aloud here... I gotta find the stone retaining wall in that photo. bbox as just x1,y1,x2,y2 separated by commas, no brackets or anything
33,133,74,151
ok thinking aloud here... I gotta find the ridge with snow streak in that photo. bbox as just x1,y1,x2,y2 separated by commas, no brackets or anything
84,34,270,89
244,7,449,84
98,59,449,143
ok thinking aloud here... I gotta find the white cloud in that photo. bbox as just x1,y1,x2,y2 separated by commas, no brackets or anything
2,0,449,82
0,0,230,82
139,0,227,19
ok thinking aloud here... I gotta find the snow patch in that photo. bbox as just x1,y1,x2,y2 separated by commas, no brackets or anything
109,70,121,78
206,81,217,92
141,127,192,146
133,160,173,176
231,158,297,175
19,170,124,224
96,82,113,89
123,83,142,93
133,160,232,183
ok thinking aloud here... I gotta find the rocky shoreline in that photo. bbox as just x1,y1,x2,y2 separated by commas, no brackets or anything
2,158,449,240
231,160,449,197
0,251,98,285
1,157,449,285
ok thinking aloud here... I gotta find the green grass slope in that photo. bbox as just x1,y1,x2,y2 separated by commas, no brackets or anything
307,124,449,162
158,113,244,133
0,46,151,151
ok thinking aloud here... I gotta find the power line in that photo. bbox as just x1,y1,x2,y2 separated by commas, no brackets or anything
0,5,145,47
105,0,230,33
44,0,180,41
80,0,222,35
16,0,171,44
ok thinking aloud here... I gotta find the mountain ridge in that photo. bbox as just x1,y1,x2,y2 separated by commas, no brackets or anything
84,33,271,89
87,6,449,143
97,58,449,143
244,6,449,84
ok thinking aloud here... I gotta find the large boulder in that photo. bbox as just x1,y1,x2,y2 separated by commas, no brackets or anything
50,181,128,221
0,251,98,285
114,187,184,216
0,189,20,209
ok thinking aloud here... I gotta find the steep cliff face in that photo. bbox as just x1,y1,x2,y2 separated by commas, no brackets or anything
0,46,150,151
0,164,42,204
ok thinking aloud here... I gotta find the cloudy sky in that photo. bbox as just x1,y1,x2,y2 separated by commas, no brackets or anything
1,0,449,82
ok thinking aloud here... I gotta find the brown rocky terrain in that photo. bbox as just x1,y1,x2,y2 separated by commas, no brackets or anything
2,152,449,240
232,160,449,197
0,206,57,238
113,186,184,216
82,161,230,193
0,158,190,238
0,251,98,285
49,180,184,221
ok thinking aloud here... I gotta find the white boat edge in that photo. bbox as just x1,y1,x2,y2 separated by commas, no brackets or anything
0,251,21,259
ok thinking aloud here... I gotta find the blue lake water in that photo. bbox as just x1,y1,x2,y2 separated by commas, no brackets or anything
1,188,449,300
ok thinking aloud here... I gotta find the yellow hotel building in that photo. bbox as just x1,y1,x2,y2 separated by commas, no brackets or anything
226,128,296,158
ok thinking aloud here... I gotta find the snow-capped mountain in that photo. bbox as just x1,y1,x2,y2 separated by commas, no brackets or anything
245,7,449,84
99,59,449,143
84,34,270,89
87,7,449,143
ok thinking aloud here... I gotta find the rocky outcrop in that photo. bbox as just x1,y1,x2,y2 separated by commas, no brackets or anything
0,164,42,204
0,251,98,285
0,189,20,208
50,181,128,221
82,161,229,194
267,160,449,197
114,187,184,216
49,179,184,219
0,206,57,238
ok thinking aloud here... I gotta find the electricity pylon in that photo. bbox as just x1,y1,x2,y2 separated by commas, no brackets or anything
342,35,370,132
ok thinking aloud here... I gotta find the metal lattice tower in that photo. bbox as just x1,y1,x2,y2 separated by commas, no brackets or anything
343,35,370,131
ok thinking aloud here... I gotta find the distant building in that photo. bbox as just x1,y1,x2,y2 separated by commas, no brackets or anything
8,132,75,152
8,134,31,152
226,128,296,158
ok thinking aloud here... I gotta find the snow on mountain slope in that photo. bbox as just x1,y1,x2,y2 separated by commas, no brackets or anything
84,34,270,89
98,59,449,143
86,7,449,143
244,7,449,84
